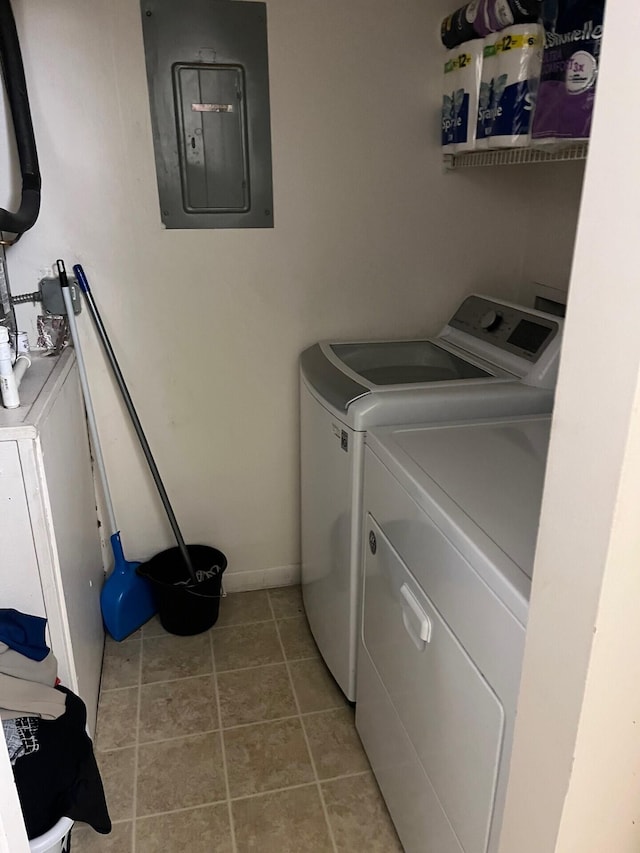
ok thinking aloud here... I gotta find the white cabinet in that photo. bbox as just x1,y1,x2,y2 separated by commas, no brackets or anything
0,349,104,734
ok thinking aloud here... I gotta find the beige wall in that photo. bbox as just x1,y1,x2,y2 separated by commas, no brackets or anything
0,0,521,581
1,0,581,585
522,161,585,295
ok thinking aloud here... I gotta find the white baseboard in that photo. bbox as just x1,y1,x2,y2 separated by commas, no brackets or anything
222,563,301,593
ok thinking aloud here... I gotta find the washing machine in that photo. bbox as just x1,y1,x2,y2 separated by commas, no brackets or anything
356,414,551,853
300,294,561,699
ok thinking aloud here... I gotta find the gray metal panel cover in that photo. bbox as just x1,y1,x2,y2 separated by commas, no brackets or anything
174,64,249,212
141,0,274,229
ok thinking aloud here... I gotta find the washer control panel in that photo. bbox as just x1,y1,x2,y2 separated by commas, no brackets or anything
448,295,560,362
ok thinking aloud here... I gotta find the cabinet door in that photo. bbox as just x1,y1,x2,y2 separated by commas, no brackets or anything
361,515,504,853
38,366,104,733
0,442,46,618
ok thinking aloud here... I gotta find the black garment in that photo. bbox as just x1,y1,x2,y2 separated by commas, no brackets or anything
12,686,111,839
2,717,39,765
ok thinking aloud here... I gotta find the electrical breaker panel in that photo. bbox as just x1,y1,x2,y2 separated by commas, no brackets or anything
141,0,274,229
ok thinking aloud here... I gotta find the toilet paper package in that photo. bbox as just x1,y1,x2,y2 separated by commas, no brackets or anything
476,36,502,148
483,0,512,34
441,0,485,49
490,24,544,147
483,0,533,34
441,0,542,49
532,0,604,144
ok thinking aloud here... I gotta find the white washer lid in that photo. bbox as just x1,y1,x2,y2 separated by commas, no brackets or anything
367,415,551,579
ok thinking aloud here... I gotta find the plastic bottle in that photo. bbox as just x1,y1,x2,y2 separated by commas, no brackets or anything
0,326,19,408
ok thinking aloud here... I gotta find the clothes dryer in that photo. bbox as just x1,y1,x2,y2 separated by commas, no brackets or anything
356,415,551,852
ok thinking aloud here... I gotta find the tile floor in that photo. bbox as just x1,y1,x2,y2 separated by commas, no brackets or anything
72,586,402,852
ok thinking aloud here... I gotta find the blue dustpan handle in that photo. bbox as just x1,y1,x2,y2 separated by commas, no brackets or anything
110,531,127,574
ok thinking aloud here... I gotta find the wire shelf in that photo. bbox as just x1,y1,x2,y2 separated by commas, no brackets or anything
444,142,588,170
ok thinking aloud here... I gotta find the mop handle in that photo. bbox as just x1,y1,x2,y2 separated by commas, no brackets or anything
73,264,198,586
57,260,118,535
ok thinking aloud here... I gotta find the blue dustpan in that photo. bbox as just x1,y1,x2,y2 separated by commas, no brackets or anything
100,533,156,641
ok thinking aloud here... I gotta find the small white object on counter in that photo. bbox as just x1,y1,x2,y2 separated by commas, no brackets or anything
0,326,20,408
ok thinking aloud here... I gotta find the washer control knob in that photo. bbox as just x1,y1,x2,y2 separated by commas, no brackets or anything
480,310,503,332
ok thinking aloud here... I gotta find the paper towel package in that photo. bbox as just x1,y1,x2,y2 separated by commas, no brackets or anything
532,0,604,144
476,36,502,149
490,24,544,147
442,42,484,153
455,42,483,151
442,51,459,153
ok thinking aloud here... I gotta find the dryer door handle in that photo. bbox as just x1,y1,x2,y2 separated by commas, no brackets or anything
399,583,432,651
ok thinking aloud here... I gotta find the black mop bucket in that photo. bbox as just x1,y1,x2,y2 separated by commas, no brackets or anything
137,545,227,636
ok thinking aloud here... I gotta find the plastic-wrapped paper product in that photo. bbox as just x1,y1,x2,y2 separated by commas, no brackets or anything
441,0,487,49
532,0,604,144
454,42,484,151
37,315,69,353
503,0,542,26
486,0,542,32
490,24,544,147
441,0,542,49
476,37,502,148
442,42,484,153
442,52,459,153
484,0,517,33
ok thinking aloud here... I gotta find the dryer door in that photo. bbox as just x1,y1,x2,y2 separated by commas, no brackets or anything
359,515,505,853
